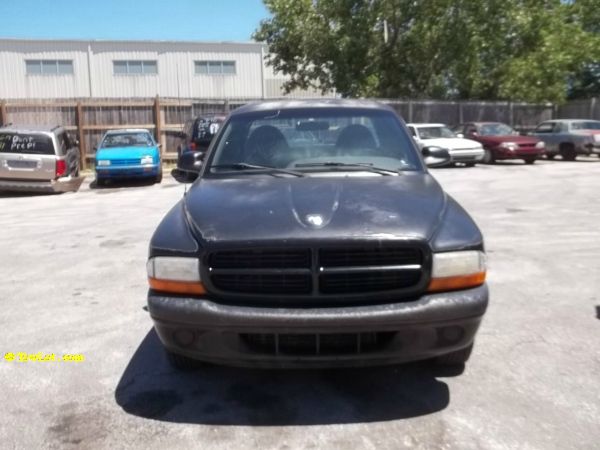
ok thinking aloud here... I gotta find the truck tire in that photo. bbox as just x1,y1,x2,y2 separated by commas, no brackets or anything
546,153,555,160
435,343,473,366
523,157,536,165
559,144,577,161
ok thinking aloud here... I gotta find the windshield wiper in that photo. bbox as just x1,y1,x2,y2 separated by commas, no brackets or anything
295,162,398,176
210,163,305,177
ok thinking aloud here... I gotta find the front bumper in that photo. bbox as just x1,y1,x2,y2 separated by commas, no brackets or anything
0,175,84,193
449,149,484,163
494,147,544,160
96,164,160,179
148,284,488,368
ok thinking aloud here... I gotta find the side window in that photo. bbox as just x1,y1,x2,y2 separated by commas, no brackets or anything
555,122,568,133
408,126,417,137
56,133,68,155
535,122,554,134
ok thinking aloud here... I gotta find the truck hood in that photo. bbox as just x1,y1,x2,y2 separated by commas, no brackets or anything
184,173,447,244
421,138,481,150
95,146,159,160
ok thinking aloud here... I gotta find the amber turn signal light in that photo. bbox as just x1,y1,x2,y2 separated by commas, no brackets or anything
148,277,206,295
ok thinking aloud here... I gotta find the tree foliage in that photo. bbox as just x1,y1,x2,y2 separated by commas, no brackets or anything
254,0,600,102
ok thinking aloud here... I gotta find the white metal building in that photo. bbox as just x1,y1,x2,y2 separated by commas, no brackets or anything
0,38,327,100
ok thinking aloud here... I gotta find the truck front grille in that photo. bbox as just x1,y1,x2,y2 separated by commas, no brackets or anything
206,245,425,298
110,159,141,166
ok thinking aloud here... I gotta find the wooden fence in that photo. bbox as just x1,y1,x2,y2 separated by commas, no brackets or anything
0,97,243,168
0,96,597,169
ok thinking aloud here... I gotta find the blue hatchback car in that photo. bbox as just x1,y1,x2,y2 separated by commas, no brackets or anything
95,129,162,185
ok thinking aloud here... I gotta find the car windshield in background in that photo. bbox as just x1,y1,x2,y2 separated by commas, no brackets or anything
478,123,517,136
418,126,456,139
208,109,421,175
101,133,154,148
0,132,54,154
571,121,600,130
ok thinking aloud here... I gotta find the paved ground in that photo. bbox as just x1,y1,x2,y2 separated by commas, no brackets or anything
1,158,599,449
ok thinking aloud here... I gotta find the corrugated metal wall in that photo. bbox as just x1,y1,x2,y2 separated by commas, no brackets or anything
0,39,326,100
0,40,91,98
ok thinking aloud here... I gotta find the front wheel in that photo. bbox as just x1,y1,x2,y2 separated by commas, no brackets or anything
95,178,105,187
546,153,556,160
464,162,476,167
560,145,577,161
482,148,495,164
523,157,536,165
435,344,473,366
155,170,163,184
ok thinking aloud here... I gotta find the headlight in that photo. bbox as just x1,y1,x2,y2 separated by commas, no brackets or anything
141,156,154,165
499,142,519,150
535,141,545,149
428,251,486,293
147,256,205,295
97,160,111,166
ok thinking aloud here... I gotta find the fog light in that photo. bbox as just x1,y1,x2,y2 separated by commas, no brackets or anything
173,330,196,348
436,326,465,346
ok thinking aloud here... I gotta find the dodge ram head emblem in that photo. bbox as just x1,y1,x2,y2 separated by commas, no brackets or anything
306,214,324,227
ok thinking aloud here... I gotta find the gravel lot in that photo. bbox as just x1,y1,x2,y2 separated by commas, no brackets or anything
1,158,599,449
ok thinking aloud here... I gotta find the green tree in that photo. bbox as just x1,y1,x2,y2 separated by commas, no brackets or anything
254,0,600,102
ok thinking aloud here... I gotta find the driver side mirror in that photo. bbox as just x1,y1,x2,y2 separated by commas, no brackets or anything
422,146,452,168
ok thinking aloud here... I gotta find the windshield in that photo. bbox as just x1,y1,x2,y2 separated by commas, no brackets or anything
478,123,517,136
207,108,421,175
100,132,154,148
571,121,600,130
0,132,54,155
418,126,456,139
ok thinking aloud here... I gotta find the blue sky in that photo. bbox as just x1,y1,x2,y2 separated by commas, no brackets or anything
0,0,269,41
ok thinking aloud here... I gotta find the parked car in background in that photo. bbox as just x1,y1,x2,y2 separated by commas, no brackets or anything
0,124,81,193
531,119,600,161
175,115,226,180
453,122,545,164
408,123,484,166
95,129,162,186
146,99,488,371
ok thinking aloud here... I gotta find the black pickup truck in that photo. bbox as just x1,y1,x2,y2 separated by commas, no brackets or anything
146,99,488,370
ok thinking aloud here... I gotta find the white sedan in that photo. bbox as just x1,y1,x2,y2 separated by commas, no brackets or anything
407,123,484,166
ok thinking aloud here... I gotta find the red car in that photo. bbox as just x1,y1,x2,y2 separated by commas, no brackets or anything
453,122,545,164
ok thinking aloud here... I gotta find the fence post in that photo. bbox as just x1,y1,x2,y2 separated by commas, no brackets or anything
408,100,413,122
590,98,597,119
76,102,86,170
154,95,162,157
508,101,514,127
458,102,463,124
0,100,7,126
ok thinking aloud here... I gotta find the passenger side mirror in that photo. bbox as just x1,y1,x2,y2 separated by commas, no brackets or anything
422,146,452,168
